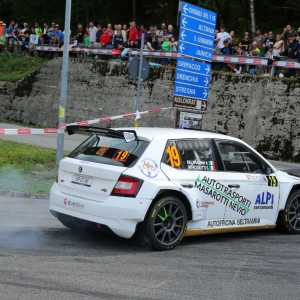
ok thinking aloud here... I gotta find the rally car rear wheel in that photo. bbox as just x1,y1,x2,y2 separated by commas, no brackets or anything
145,196,187,251
277,190,300,234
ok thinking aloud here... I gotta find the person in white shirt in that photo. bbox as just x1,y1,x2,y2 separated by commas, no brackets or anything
114,24,127,44
216,26,231,50
89,21,98,46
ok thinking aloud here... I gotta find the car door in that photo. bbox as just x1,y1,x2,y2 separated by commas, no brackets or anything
160,138,227,230
214,139,280,227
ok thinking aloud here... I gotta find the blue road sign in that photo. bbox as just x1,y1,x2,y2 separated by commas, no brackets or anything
181,1,217,27
178,41,212,61
179,28,215,50
175,69,210,88
174,82,209,101
180,14,215,38
176,57,211,77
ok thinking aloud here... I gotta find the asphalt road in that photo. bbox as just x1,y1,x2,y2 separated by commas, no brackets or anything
0,197,300,300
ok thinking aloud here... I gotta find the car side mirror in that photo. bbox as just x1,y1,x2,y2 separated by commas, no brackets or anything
265,167,272,175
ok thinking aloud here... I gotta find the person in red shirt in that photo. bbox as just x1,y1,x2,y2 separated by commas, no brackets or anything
100,30,110,47
128,21,138,44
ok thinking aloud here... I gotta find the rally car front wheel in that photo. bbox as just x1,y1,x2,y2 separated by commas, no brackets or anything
145,196,187,251
277,190,300,234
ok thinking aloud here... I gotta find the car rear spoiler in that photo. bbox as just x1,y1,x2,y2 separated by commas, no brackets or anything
67,125,138,142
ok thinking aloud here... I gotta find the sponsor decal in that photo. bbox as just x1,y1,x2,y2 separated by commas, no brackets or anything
238,58,246,63
196,199,214,209
245,175,268,185
138,158,159,178
207,218,260,227
254,191,274,210
266,176,278,187
195,175,251,215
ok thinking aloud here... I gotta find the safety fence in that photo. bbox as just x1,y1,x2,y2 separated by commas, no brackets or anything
0,107,173,135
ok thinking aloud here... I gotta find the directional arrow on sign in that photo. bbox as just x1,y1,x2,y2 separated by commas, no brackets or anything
179,43,185,53
181,17,187,27
201,101,207,111
205,64,211,74
203,89,208,98
183,3,189,14
180,30,187,40
204,77,209,86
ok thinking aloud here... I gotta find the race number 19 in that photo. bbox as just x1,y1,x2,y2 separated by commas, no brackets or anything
166,146,181,167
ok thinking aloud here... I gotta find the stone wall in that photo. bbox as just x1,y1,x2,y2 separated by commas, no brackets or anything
0,58,300,161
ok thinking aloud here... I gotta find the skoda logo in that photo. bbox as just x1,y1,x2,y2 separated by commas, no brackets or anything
78,166,82,173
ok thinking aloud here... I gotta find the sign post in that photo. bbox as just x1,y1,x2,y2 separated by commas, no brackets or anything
173,1,216,112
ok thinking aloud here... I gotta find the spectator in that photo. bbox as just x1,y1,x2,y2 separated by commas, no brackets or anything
228,46,243,73
100,29,111,47
95,24,103,46
221,39,232,55
166,25,175,36
253,29,265,57
106,23,114,44
216,26,231,50
279,24,293,55
286,33,298,78
246,44,260,74
19,24,30,53
145,31,159,51
52,25,64,47
214,29,219,39
74,23,85,47
113,30,124,49
8,21,18,45
156,23,166,46
123,24,129,44
34,23,42,38
128,21,138,44
212,40,221,71
161,35,171,65
138,24,148,42
88,21,97,47
272,34,284,61
114,24,126,46
145,25,154,43
0,21,6,36
239,32,251,54
228,30,236,51
131,38,140,49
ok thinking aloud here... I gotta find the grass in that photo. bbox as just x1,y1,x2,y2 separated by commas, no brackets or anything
0,140,68,194
0,51,46,82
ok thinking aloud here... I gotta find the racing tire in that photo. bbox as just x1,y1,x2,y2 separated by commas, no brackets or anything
145,196,187,251
277,190,300,234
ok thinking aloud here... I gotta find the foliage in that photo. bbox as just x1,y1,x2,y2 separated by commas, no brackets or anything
0,140,66,194
0,51,46,82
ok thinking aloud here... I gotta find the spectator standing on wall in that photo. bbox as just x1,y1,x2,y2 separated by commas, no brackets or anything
228,46,243,74
89,21,97,47
216,26,231,50
286,33,298,78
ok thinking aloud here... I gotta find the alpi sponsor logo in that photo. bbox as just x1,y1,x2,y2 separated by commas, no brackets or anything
254,192,274,210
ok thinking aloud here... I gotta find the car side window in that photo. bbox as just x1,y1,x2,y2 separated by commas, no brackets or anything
161,139,217,171
215,140,265,173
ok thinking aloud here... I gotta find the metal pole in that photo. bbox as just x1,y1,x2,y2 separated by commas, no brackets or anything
135,33,145,111
56,0,72,164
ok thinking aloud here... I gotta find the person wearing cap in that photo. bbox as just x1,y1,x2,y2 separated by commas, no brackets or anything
239,32,251,53
216,26,231,50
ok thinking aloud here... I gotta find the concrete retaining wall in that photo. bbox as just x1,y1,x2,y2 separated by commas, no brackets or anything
1,58,300,161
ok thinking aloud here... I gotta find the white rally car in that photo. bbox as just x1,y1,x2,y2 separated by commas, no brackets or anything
50,126,300,250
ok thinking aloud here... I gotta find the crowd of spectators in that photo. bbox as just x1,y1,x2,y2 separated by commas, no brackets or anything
1,19,300,76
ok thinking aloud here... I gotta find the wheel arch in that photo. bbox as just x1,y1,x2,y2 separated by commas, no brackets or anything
154,189,193,221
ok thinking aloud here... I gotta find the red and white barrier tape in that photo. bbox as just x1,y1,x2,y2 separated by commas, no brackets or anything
0,107,172,135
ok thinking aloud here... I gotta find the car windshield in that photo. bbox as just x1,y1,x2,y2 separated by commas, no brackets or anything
68,134,149,167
